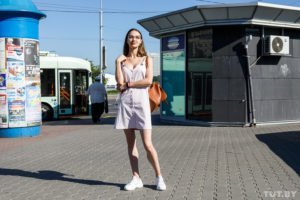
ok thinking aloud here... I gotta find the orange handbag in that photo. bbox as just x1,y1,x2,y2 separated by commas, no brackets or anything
146,56,168,112
149,82,168,112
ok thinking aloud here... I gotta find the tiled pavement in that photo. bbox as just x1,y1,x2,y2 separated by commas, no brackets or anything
0,116,299,200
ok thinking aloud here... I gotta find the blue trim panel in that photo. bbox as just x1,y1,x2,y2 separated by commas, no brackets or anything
0,0,46,19
0,17,40,39
0,126,40,138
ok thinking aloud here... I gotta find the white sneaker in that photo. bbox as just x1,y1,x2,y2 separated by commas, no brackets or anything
155,176,166,191
124,176,143,191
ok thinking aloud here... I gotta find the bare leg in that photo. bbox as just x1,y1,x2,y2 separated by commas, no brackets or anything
124,129,140,178
140,129,161,177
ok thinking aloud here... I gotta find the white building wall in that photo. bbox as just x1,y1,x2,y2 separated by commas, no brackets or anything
104,73,117,90
149,52,160,76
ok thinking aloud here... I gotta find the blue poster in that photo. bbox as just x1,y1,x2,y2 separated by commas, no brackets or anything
0,73,5,88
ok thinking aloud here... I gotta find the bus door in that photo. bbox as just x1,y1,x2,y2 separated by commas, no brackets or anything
58,70,73,115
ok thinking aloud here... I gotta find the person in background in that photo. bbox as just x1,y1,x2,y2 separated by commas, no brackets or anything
114,28,166,191
86,75,107,123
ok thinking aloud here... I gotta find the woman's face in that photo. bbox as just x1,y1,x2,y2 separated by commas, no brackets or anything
127,30,142,49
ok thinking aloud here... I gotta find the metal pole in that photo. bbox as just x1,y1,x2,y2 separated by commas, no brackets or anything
99,0,103,82
245,35,256,127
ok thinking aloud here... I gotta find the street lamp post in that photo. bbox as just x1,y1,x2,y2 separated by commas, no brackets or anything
99,0,103,82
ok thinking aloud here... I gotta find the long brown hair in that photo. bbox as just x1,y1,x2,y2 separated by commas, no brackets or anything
123,28,147,57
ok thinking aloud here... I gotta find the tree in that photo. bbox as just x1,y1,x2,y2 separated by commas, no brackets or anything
89,60,100,82
88,60,108,86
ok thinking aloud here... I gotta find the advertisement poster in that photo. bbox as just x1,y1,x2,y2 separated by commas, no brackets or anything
0,91,8,128
0,38,5,71
6,38,24,62
6,87,26,101
25,65,40,82
8,99,26,127
24,39,39,65
0,73,6,88
7,62,25,87
26,84,41,126
1,37,41,129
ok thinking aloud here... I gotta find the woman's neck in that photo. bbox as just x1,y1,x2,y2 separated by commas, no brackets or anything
127,48,139,58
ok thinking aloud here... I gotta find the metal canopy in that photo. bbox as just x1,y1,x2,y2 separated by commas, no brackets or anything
138,2,300,38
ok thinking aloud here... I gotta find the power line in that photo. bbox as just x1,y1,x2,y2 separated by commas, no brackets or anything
40,9,99,13
104,11,168,14
34,1,170,12
40,9,169,14
40,37,99,41
196,0,225,4
40,37,123,43
34,2,99,10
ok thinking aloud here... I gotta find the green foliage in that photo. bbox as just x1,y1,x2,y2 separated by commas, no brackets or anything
103,78,108,86
88,60,108,85
107,90,119,95
89,60,100,82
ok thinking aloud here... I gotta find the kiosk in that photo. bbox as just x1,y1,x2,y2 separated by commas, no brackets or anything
139,2,300,126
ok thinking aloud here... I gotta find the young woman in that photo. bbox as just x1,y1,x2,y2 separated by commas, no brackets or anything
114,28,166,191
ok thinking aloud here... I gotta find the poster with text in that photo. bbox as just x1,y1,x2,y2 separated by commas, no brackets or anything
0,38,5,71
6,38,24,62
0,91,8,128
8,99,26,127
26,84,41,126
25,65,40,83
24,39,39,66
6,87,26,101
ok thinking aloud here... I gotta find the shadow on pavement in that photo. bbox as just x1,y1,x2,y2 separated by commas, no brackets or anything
0,168,157,190
256,131,300,176
0,168,122,187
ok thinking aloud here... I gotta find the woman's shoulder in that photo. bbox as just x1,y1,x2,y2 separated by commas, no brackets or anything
116,54,126,63
145,55,152,61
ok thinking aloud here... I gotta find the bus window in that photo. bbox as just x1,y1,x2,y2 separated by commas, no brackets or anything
59,72,71,109
74,70,88,114
75,70,88,94
41,69,55,97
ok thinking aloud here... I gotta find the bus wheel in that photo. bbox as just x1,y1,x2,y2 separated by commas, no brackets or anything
42,103,53,121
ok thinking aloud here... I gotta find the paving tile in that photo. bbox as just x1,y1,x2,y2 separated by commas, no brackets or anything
0,116,299,199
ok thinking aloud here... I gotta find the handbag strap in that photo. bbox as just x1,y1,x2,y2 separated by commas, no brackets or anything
145,56,148,68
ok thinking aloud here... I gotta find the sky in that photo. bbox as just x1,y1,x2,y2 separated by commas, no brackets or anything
32,0,300,74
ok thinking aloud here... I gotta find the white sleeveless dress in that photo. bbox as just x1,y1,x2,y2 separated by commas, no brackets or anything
114,57,152,130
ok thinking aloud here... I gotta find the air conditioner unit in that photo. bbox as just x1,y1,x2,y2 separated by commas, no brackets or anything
264,35,290,56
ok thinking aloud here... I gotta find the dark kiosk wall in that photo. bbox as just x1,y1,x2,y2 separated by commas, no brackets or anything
212,26,300,124
252,28,300,123
212,26,249,123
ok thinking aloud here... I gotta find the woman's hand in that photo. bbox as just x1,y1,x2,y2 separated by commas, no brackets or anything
117,83,128,93
117,83,127,93
116,55,126,64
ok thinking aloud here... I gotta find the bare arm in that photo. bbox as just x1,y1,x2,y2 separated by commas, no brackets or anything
119,56,153,90
115,55,126,86
131,56,153,88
